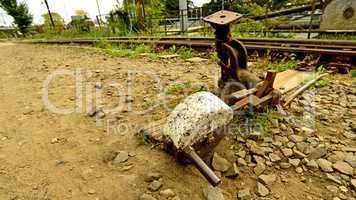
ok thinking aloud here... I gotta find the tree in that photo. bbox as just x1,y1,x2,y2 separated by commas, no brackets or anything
42,12,64,32
0,0,33,34
74,9,89,18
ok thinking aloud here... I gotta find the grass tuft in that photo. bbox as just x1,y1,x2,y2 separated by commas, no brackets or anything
166,82,207,95
350,69,356,78
267,60,298,72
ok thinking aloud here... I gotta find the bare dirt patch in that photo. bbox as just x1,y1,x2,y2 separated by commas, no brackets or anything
0,44,354,200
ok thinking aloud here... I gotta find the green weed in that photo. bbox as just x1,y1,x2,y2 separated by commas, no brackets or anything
168,46,193,60
267,60,298,72
314,79,330,88
350,69,356,78
99,43,155,59
243,108,281,134
166,82,207,95
209,50,219,63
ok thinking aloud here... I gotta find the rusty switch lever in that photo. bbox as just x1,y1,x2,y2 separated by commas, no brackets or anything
183,146,221,187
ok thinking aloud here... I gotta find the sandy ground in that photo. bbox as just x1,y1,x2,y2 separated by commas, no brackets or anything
0,43,354,200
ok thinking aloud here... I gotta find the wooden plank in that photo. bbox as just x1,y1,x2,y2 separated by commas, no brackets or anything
283,73,328,106
273,70,312,94
256,71,277,97
230,88,257,100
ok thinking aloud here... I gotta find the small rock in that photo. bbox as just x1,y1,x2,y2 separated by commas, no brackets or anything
281,148,293,157
140,194,157,200
186,57,208,63
326,185,339,194
338,194,347,200
125,96,134,103
254,162,266,175
51,138,59,144
296,167,303,174
296,142,308,153
339,186,348,193
159,54,179,59
290,135,304,143
257,182,269,197
351,179,356,190
145,172,162,182
280,162,291,169
96,110,106,119
236,150,246,158
88,189,96,195
103,150,118,163
122,165,134,171
316,158,333,172
280,123,287,130
293,149,307,158
237,188,251,200
342,147,356,152
258,174,276,185
159,189,176,198
280,175,288,183
326,173,342,184
237,158,247,166
306,160,319,170
345,154,356,168
271,119,279,127
248,130,262,140
247,141,265,156
212,153,231,172
225,163,240,178
301,127,315,135
148,180,163,192
287,142,295,148
308,146,328,160
113,151,129,164
269,153,282,162
128,151,137,157
203,186,224,200
333,161,354,175
300,176,307,183
343,131,356,139
289,158,301,167
328,151,346,163
253,155,265,164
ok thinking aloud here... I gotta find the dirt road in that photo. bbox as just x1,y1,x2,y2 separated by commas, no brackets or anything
0,43,355,200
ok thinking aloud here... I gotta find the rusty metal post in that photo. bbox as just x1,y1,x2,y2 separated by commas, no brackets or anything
203,11,248,85
204,11,241,83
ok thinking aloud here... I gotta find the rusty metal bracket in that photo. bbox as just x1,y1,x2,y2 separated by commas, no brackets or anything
204,11,263,107
204,11,248,85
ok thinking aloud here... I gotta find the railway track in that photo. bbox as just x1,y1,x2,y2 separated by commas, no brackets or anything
29,36,356,57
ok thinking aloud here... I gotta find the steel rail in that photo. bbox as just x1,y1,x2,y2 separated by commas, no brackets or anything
39,36,356,47
28,37,356,57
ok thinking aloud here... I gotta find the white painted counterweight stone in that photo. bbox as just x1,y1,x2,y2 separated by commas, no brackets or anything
163,92,233,149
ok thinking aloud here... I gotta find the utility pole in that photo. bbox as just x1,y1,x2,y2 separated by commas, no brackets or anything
95,0,102,27
136,0,145,31
179,0,188,33
43,0,55,29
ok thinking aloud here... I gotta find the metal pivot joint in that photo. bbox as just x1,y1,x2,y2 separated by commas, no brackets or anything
204,11,248,87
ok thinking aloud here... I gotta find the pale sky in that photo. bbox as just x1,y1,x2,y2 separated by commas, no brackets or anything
0,0,211,26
